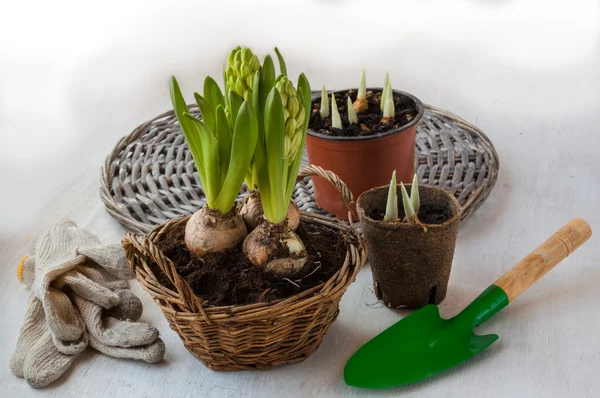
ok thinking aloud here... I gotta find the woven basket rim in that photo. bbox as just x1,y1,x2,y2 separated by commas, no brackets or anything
141,214,361,316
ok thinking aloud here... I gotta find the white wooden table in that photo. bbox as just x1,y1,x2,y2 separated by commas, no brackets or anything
1,1,599,397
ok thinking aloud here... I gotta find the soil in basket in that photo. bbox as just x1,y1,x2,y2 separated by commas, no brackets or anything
309,89,418,138
153,220,350,307
371,203,452,225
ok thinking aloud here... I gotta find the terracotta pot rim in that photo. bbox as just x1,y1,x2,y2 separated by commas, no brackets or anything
357,184,462,229
307,88,424,142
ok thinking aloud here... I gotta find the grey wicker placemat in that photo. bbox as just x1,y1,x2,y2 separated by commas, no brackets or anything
101,102,498,234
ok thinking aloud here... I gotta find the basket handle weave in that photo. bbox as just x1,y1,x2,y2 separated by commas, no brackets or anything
296,165,356,222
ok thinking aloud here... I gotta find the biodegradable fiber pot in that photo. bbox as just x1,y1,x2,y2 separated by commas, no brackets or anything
307,89,424,219
357,185,462,309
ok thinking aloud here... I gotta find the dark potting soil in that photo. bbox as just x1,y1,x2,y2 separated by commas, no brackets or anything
418,204,453,225
308,89,418,138
152,221,350,307
372,203,452,225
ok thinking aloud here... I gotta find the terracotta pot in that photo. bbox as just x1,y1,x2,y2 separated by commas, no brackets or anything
307,88,424,219
357,185,462,309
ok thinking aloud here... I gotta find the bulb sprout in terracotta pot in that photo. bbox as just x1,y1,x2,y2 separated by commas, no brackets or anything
307,70,424,219
352,69,368,114
358,171,462,309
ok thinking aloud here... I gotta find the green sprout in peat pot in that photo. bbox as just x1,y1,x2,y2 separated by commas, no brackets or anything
241,49,313,277
384,171,425,229
233,48,302,232
169,74,258,258
384,171,399,222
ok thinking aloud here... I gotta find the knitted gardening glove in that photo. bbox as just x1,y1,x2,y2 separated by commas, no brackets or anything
60,262,165,363
61,253,164,363
73,293,165,363
11,220,165,388
10,295,88,388
22,237,162,359
19,220,132,348
11,288,163,388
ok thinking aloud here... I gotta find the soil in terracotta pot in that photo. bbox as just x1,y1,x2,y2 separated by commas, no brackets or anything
309,90,418,138
370,203,452,225
152,220,350,307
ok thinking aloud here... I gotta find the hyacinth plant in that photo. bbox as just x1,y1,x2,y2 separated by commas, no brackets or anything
320,70,397,129
170,75,258,258
240,48,312,277
169,46,311,275
228,48,301,233
384,171,423,228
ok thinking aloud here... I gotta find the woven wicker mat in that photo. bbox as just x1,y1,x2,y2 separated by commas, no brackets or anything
101,103,498,234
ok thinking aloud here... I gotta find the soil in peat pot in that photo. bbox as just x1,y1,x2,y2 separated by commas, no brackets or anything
309,89,418,138
371,203,453,225
152,221,352,307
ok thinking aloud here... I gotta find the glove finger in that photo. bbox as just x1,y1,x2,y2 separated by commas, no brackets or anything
78,263,130,291
102,317,159,347
89,335,165,364
52,329,88,355
55,271,119,309
23,329,82,388
78,244,134,280
73,295,158,348
104,290,143,321
43,288,84,342
105,280,129,291
10,296,46,378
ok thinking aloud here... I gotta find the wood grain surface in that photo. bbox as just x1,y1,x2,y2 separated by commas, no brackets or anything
495,219,592,301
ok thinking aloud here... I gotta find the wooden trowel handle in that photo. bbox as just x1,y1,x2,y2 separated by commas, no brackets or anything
494,218,592,301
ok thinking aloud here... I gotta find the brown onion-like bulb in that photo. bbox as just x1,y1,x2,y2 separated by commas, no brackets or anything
185,206,247,258
242,222,307,278
240,191,300,231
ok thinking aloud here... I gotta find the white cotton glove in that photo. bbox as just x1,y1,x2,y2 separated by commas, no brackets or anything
73,293,165,363
11,220,165,389
19,220,132,347
10,295,88,388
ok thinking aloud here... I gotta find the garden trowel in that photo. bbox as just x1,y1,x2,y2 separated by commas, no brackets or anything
344,218,591,388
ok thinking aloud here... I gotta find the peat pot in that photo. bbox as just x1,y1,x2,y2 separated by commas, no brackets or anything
357,184,462,309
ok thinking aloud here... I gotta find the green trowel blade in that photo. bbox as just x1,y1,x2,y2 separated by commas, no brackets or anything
344,285,509,389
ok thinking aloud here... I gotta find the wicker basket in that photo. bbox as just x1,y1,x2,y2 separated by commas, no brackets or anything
122,166,367,370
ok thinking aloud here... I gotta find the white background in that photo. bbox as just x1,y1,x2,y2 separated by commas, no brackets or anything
1,1,599,397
